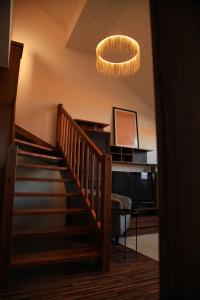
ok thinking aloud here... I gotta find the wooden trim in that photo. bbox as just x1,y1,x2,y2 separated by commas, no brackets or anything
16,177,75,183
17,150,62,161
11,247,101,268
15,138,54,152
15,124,55,149
75,118,109,132
13,208,88,216
12,226,94,238
15,192,82,197
17,163,68,171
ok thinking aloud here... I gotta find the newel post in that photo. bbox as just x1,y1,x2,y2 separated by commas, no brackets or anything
56,104,63,148
0,145,17,285
101,153,112,271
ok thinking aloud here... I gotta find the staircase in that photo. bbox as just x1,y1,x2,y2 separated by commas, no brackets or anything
0,105,111,283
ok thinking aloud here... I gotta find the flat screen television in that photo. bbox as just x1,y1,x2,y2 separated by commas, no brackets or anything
112,171,156,209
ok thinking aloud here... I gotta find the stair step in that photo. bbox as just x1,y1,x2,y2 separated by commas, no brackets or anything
16,176,75,183
11,247,101,267
15,192,82,197
13,226,94,238
15,138,54,152
17,150,62,161
13,208,88,216
17,163,68,171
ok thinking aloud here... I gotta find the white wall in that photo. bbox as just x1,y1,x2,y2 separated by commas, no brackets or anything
12,0,157,164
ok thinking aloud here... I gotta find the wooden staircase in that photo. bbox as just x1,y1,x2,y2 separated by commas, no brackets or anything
0,105,111,283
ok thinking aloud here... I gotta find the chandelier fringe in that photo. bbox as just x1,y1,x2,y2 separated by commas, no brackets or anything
96,35,140,78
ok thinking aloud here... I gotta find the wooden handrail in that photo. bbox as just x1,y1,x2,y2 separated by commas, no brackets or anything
56,104,112,271
58,105,103,158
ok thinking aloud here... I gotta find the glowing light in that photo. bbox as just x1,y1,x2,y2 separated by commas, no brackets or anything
96,35,140,78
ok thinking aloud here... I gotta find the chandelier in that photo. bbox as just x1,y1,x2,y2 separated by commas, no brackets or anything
96,35,140,78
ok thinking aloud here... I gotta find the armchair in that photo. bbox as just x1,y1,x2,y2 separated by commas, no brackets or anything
111,193,132,244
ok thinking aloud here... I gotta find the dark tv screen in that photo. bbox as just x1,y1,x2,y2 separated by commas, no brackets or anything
112,171,155,208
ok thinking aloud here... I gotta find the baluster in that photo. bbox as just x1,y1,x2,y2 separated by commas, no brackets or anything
60,113,63,150
73,130,77,176
80,140,85,191
90,153,95,209
69,127,74,169
62,115,67,154
96,159,101,222
61,113,65,152
56,104,62,147
76,135,81,185
66,122,71,164
84,146,89,201
64,119,69,157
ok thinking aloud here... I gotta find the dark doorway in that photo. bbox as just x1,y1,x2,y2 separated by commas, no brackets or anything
150,1,200,298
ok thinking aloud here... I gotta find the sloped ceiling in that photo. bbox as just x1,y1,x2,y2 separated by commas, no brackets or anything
32,0,155,108
33,0,81,31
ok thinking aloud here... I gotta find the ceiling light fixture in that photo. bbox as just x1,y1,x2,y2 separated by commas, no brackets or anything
96,35,140,78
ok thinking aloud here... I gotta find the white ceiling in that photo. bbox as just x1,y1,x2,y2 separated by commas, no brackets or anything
33,0,82,31
32,0,155,109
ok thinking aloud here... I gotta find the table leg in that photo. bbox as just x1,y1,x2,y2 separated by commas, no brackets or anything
136,216,138,255
124,213,127,262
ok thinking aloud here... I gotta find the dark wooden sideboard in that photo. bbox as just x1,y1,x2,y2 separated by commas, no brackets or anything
75,118,158,210
75,119,110,153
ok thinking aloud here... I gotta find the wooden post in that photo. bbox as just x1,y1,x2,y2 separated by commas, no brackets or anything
0,145,17,285
0,41,23,286
101,153,112,271
56,104,63,148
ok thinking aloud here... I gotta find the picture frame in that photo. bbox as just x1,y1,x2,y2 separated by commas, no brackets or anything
113,107,139,148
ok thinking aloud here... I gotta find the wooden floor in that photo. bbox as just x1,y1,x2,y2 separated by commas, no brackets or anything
0,247,159,300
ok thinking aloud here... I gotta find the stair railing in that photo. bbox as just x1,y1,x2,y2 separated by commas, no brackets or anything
56,104,112,271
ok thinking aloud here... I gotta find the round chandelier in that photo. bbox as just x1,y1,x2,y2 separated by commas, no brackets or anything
96,35,140,78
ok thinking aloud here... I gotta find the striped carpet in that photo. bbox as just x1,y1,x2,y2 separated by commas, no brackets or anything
119,233,159,261
0,247,159,300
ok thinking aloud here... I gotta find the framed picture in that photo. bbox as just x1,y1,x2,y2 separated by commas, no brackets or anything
113,107,139,148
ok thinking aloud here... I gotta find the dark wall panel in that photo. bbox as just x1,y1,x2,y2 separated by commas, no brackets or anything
150,1,200,299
